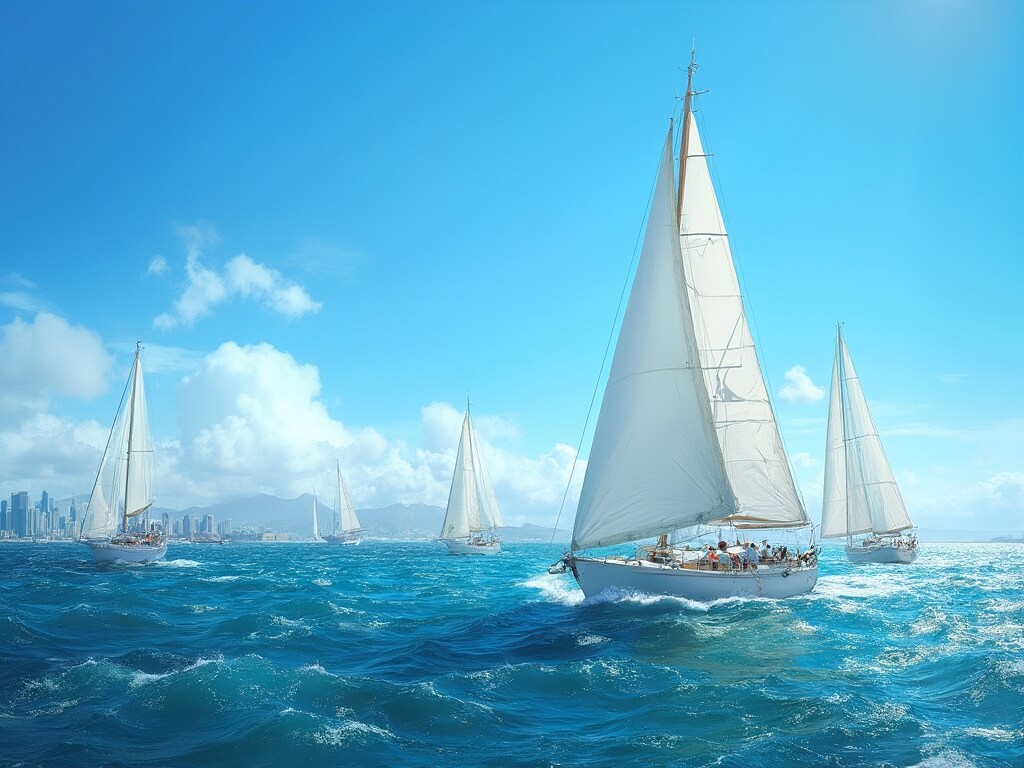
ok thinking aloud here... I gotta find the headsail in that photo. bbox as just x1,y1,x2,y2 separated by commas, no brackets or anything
678,118,808,530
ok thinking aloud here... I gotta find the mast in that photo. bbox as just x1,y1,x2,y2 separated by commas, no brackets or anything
837,324,852,545
675,46,698,224
121,342,141,536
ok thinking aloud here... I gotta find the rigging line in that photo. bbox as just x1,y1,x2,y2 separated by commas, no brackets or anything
549,139,665,547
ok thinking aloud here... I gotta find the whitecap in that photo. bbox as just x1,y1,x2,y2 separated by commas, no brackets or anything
313,720,394,745
129,655,223,688
907,748,978,768
575,633,610,647
518,573,585,607
962,726,1019,742
156,559,201,568
313,578,332,586
202,575,239,583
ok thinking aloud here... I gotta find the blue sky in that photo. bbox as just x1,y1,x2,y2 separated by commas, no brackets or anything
1,0,1021,533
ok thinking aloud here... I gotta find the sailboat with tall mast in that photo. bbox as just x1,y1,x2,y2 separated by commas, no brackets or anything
438,400,505,555
550,52,817,600
821,325,918,563
80,342,167,563
325,461,364,545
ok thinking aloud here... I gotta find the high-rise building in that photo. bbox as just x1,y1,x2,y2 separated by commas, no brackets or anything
204,514,214,534
12,491,29,538
183,515,194,538
0,499,7,532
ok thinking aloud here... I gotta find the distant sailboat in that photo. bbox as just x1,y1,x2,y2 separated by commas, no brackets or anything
438,401,505,555
325,461,363,545
80,342,167,563
311,488,324,542
550,52,818,600
821,325,918,563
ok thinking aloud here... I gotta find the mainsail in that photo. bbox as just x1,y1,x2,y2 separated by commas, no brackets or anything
571,117,808,552
821,328,913,538
440,408,505,540
80,347,153,541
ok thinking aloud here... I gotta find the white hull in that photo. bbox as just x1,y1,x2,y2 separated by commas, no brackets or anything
85,540,167,564
569,556,817,601
846,543,918,564
325,533,361,545
443,539,501,556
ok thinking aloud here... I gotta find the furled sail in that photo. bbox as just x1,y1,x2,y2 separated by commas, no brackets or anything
572,132,733,552
822,331,913,537
678,118,808,530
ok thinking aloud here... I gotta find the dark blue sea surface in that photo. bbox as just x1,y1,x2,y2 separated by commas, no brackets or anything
1,541,1022,767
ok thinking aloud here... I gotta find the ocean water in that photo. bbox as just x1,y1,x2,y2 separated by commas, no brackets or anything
1,541,1022,768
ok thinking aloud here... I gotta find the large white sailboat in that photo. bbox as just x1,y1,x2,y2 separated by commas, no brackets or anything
821,325,918,563
551,54,817,600
80,342,167,564
325,461,363,545
438,401,505,555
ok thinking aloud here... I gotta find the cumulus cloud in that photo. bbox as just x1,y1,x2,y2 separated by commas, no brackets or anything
778,365,825,403
0,313,111,414
154,224,321,329
157,344,581,522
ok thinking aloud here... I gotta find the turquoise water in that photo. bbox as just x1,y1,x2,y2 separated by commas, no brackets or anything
1,541,1022,767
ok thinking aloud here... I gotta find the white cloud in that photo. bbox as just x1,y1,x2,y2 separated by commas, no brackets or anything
779,365,825,403
0,313,111,414
148,255,168,276
150,344,581,523
790,451,817,469
0,412,108,498
154,225,321,329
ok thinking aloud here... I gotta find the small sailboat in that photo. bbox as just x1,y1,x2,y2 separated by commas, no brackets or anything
551,52,817,600
311,488,324,542
325,461,364,545
438,400,505,555
821,325,918,563
80,342,167,564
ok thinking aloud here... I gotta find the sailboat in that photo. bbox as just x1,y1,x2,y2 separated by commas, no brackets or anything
311,488,324,542
438,400,505,555
80,342,167,563
550,53,817,600
325,461,364,545
821,325,918,563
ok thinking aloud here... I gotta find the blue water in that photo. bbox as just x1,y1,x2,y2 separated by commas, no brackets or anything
1,541,1022,767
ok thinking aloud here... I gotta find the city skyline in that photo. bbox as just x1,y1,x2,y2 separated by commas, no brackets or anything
1,2,1022,534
